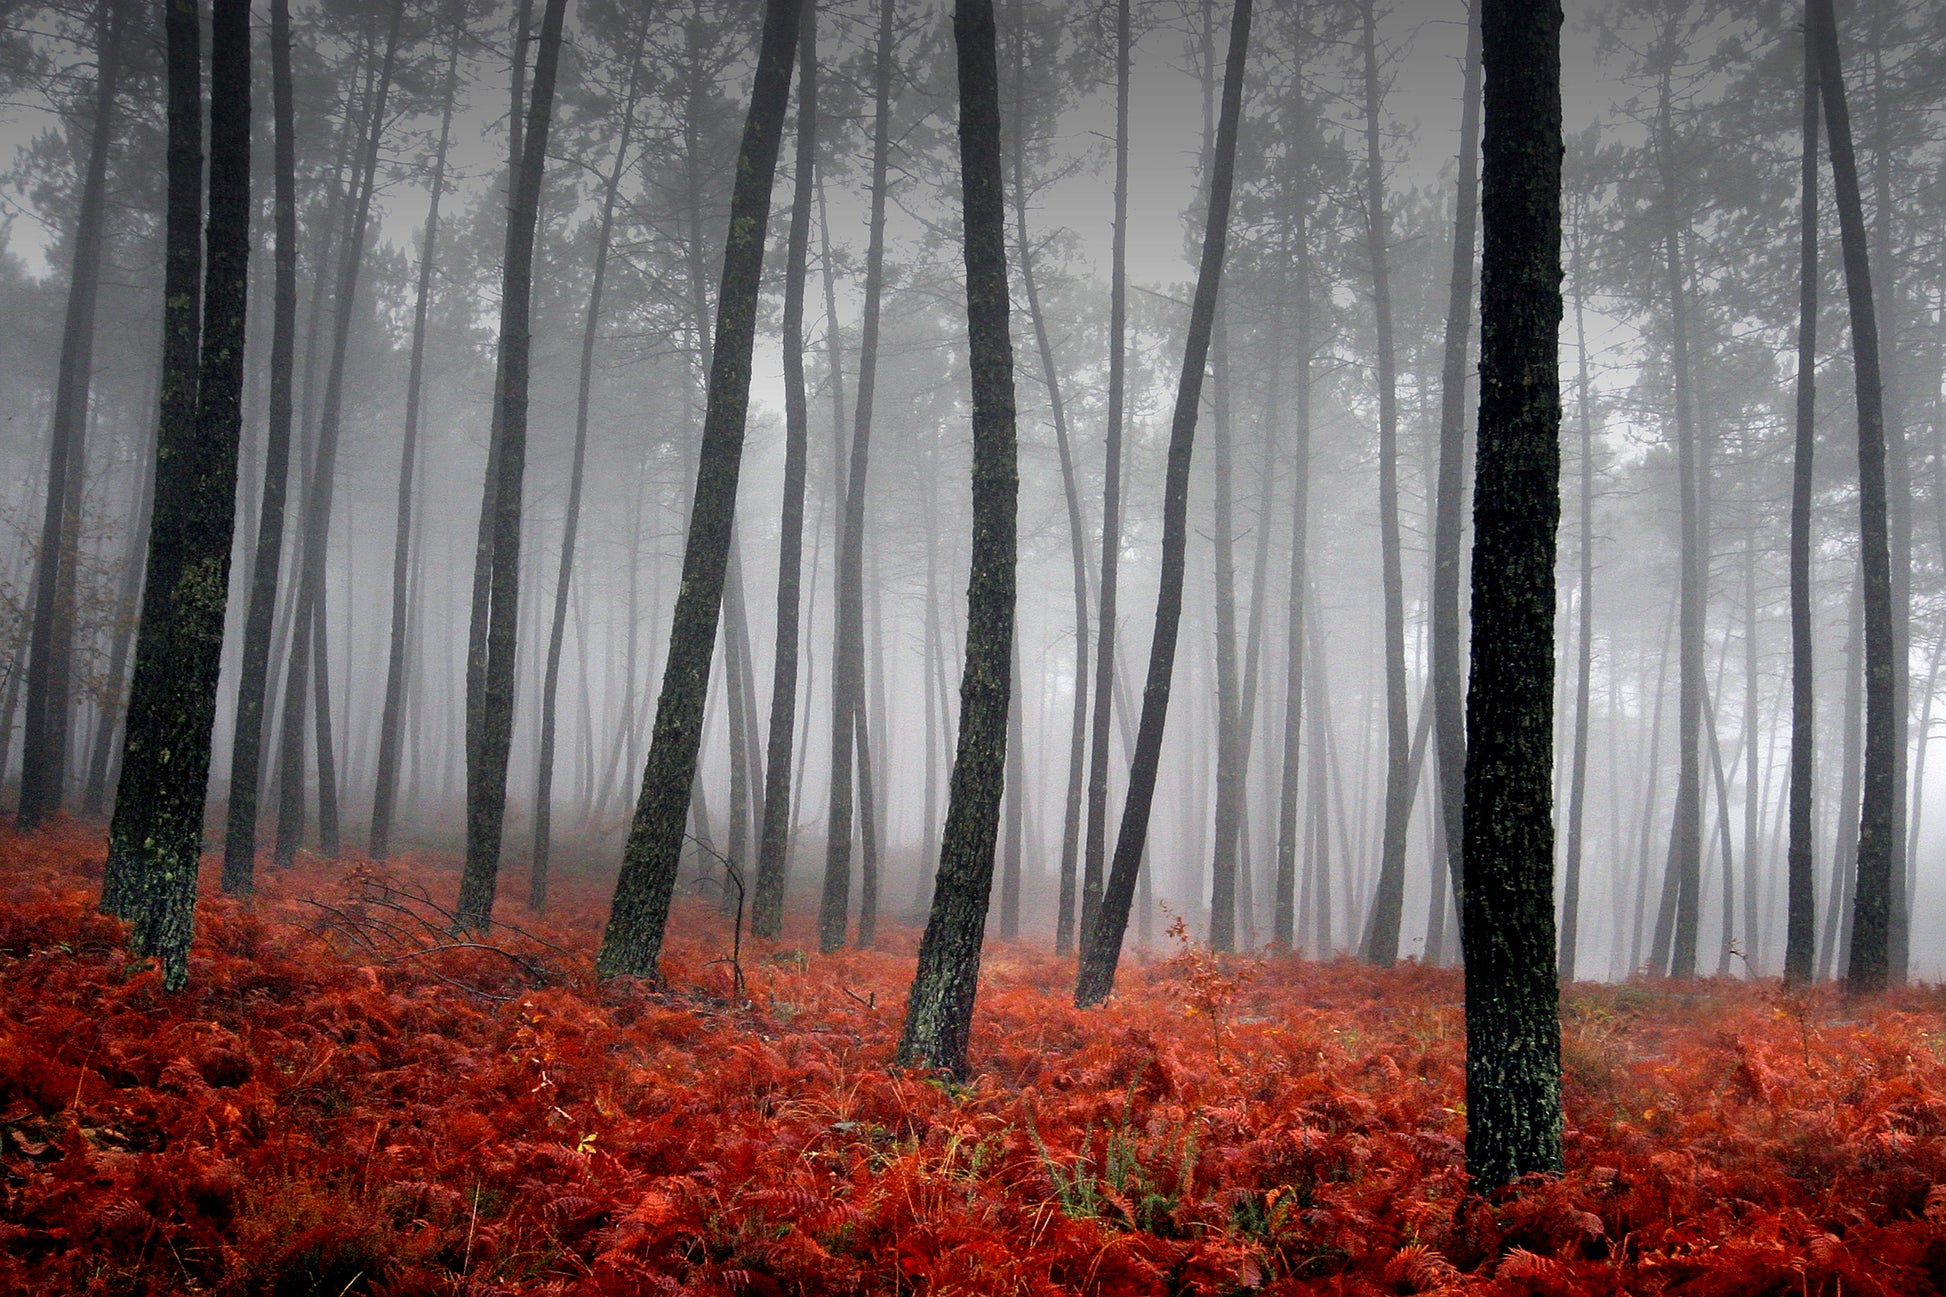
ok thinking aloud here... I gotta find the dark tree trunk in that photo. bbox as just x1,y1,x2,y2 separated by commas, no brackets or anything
893,0,1020,1074
98,0,201,916
83,406,153,817
1074,0,1252,1009
999,636,1025,940
456,0,570,931
1210,302,1244,951
220,0,297,891
754,0,818,940
595,0,801,979
530,13,648,907
1357,0,1413,968
1808,0,1897,995
20,0,123,833
371,14,464,864
1462,0,1564,1193
1272,163,1312,955
1006,0,1090,956
1080,0,1131,954
1559,203,1596,981
1430,2,1482,937
105,0,250,991
819,0,894,955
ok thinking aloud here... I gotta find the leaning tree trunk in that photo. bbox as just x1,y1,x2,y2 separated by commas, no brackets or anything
1429,2,1482,940
1075,0,1252,1009
894,0,1020,1075
455,0,570,932
105,0,251,991
220,0,298,892
1080,0,1131,956
1808,0,1897,995
98,0,201,917
530,12,648,908
18,0,123,834
753,0,818,938
370,12,464,864
1357,0,1414,968
819,0,895,955
1007,0,1091,957
595,0,801,980
1463,0,1564,1193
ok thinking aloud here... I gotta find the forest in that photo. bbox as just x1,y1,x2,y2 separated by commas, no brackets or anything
1,0,1944,1290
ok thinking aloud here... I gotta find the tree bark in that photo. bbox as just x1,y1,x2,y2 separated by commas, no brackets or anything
1463,0,1564,1192
1808,0,1897,994
1074,0,1252,1009
819,0,895,954
1357,0,1413,968
530,12,648,907
753,0,819,939
106,0,250,990
18,0,124,833
371,13,464,864
894,0,1020,1074
596,0,800,979
457,0,570,931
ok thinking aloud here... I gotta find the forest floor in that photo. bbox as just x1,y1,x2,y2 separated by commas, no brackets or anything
4,822,1946,1294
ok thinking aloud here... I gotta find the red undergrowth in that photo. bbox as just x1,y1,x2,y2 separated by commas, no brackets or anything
4,819,1946,1294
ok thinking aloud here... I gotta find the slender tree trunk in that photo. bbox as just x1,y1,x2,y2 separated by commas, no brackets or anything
1273,176,1312,955
754,0,818,939
1357,0,1413,967
1075,0,1251,1008
894,0,1019,1074
530,15,647,906
596,0,801,978
820,0,894,954
1782,32,1813,981
1007,0,1090,955
106,0,250,990
1821,589,1864,979
1808,0,1896,993
1559,204,1596,980
219,0,297,889
20,0,124,832
1464,0,1563,1192
84,400,155,817
1081,0,1131,954
371,16,463,863
999,635,1024,940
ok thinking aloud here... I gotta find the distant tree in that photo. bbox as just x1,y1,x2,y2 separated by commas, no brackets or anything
894,0,1019,1076
1784,21,1819,987
103,0,251,991
1808,0,1896,995
1462,0,1563,1191
456,0,571,932
596,0,802,980
17,0,124,835
1074,0,1252,1009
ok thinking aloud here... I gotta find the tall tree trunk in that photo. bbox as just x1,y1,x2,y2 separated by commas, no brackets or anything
530,13,648,906
1651,55,1705,979
1272,162,1312,955
1081,0,1131,954
1357,0,1413,967
1782,27,1813,981
999,635,1024,940
753,0,818,939
1463,0,1563,1192
274,5,403,868
1559,201,1596,980
371,15,464,863
595,0,801,978
220,0,297,890
457,0,570,930
1429,2,1482,935
894,0,1020,1074
1821,589,1864,979
1808,0,1897,994
1006,0,1090,956
83,405,154,818
819,0,894,954
105,0,250,990
1075,0,1252,1008
20,0,124,832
